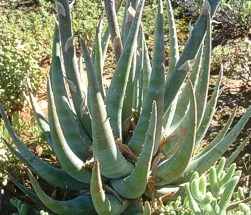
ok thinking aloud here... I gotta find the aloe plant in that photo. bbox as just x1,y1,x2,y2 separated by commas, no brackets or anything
1,0,251,214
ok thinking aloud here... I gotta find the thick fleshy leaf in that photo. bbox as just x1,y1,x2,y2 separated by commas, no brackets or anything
152,81,197,186
94,16,105,98
143,201,151,215
165,0,179,78
48,77,92,183
56,0,92,135
122,198,144,215
51,24,92,161
141,30,152,103
132,26,152,114
163,46,203,136
128,0,165,156
195,13,212,129
105,0,146,139
194,67,223,149
144,184,187,202
122,40,137,133
192,106,237,160
80,37,134,179
225,132,251,168
173,105,251,184
27,169,96,215
163,1,215,114
122,4,137,127
219,176,240,213
111,101,157,199
96,0,124,63
161,47,202,151
4,139,37,174
27,77,54,153
0,104,90,190
90,158,129,214
104,0,123,62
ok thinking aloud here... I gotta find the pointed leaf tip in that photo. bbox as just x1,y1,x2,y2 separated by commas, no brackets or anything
112,33,122,56
65,35,75,52
126,5,136,23
56,1,66,18
64,76,77,93
159,0,163,14
92,157,102,188
177,60,192,73
202,0,211,17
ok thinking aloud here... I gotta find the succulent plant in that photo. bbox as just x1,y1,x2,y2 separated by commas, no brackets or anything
10,198,28,215
185,157,251,215
0,0,251,214
0,32,44,114
0,7,48,114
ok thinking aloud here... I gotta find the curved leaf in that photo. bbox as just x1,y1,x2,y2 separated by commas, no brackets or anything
80,37,134,179
51,24,92,161
173,105,251,184
0,104,90,190
48,77,92,183
27,77,54,153
128,0,165,156
90,158,129,214
27,169,96,215
111,101,157,199
56,0,92,134
152,81,197,186
105,0,146,139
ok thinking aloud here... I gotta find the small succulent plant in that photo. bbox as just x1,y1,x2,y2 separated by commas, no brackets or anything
10,198,28,215
0,10,47,114
0,0,251,214
185,157,251,215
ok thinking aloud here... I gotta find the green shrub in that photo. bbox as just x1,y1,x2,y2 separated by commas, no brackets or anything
0,3,53,114
0,0,105,115
212,38,251,85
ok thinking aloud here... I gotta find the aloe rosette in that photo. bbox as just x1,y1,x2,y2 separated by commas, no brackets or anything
1,0,251,214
